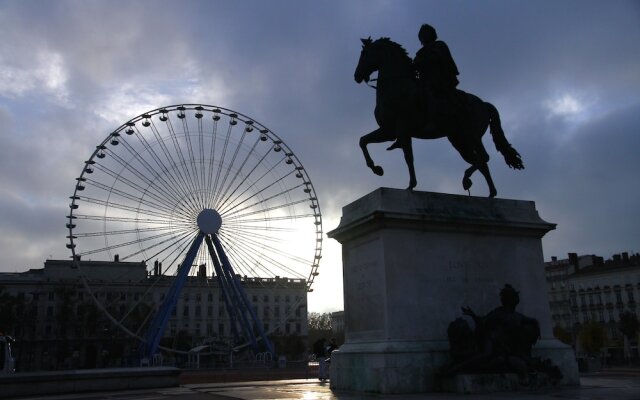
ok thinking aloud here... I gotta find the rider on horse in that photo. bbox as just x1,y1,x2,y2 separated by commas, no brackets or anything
388,24,460,150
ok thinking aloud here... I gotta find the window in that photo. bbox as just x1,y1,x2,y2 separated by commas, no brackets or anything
208,293,213,302
207,306,213,317
627,291,635,302
195,305,201,317
183,306,189,317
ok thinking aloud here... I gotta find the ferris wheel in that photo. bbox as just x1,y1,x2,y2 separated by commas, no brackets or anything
66,104,322,358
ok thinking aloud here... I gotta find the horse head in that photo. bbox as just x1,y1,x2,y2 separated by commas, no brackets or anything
354,37,377,84
355,37,411,85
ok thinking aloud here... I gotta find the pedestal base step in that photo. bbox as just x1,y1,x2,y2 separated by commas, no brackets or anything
442,373,558,393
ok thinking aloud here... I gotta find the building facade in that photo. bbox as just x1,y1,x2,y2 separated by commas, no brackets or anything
545,252,640,361
0,259,308,371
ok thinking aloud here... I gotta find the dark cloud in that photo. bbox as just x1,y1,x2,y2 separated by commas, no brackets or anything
0,0,638,312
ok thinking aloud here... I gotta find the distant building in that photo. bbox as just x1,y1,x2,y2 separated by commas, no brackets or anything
330,311,344,336
0,259,307,371
545,252,640,361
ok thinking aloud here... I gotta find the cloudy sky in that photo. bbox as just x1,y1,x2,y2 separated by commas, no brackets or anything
0,1,638,312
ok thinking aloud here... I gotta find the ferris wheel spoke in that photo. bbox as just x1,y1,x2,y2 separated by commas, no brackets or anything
73,214,192,229
205,118,220,208
90,163,182,213
221,181,304,219
225,230,312,267
218,167,294,215
210,122,236,207
115,135,188,206
223,214,316,225
224,224,296,233
216,152,287,213
219,234,278,278
77,229,180,258
211,127,249,207
178,114,206,209
212,135,261,211
223,198,311,222
197,118,207,205
214,143,272,211
221,230,306,272
120,228,198,262
220,234,305,279
160,118,203,210
106,140,189,209
82,178,177,216
161,230,202,276
77,195,177,220
149,118,198,208
143,229,197,267
74,225,187,238
138,121,201,211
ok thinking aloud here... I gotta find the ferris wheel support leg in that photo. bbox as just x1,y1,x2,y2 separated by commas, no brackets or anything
141,232,205,360
205,235,242,344
210,235,261,354
211,233,276,358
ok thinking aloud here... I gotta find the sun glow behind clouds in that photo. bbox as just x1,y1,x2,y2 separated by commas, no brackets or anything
543,92,596,123
0,51,70,105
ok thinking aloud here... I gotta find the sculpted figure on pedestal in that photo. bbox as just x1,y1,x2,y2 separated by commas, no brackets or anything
354,26,524,197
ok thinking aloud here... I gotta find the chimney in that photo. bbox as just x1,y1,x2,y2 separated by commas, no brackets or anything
551,256,558,262
568,253,579,271
114,254,119,262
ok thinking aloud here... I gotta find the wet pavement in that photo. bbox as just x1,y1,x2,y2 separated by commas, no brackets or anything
15,373,640,400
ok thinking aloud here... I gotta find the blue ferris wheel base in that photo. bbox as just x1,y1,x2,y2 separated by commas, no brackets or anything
140,232,275,360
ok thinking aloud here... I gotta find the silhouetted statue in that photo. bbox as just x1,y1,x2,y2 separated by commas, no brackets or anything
445,285,562,384
354,34,524,197
388,23,459,149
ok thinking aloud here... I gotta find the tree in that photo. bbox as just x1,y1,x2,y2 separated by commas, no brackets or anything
553,324,573,345
578,321,606,356
308,312,332,331
618,311,639,340
618,311,639,362
307,312,333,355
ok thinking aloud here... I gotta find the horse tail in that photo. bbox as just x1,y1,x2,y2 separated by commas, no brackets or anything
486,102,524,170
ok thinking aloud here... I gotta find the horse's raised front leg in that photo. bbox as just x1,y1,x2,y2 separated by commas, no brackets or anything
463,166,477,193
401,139,417,190
477,163,497,198
359,128,392,176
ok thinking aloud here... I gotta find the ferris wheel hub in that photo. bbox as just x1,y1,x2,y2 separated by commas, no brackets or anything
197,208,222,234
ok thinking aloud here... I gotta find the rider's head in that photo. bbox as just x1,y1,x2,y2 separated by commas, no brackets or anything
499,284,520,310
418,24,437,45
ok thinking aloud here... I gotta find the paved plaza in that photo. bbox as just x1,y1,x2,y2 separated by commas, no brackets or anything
14,371,640,400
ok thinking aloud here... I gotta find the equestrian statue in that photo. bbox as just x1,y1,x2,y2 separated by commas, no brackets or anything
354,24,524,197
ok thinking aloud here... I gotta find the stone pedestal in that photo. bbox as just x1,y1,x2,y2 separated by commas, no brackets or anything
327,188,578,393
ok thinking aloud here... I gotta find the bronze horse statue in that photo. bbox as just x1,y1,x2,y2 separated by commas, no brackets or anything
354,37,523,197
